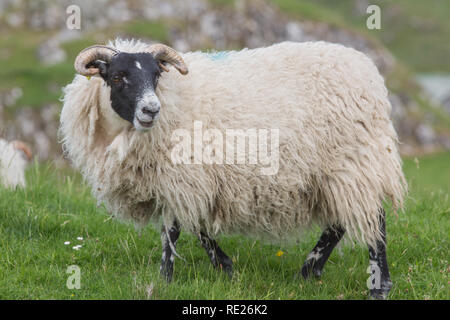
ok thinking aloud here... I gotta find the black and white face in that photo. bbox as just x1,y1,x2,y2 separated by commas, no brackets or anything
95,52,162,131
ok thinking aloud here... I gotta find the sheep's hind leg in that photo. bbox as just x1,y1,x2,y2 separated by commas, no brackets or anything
160,220,181,282
198,232,233,279
300,225,345,279
367,208,393,300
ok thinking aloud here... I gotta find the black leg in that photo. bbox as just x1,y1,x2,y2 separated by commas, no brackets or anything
301,225,345,279
160,220,181,282
367,208,393,300
198,232,233,279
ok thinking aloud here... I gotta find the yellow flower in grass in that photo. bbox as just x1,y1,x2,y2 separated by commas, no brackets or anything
276,250,284,257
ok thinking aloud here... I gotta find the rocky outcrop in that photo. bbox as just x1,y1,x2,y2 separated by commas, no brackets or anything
0,89,59,160
1,0,449,159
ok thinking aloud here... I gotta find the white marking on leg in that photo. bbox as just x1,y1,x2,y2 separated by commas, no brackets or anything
307,246,323,261
209,249,216,260
307,251,322,261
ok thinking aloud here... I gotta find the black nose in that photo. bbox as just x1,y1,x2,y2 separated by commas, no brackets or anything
142,106,160,116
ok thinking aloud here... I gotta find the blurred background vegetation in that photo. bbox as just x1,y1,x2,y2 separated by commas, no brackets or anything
1,0,450,161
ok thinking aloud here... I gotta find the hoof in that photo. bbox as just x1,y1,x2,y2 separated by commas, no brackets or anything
221,264,233,279
369,281,392,300
369,289,389,300
160,268,173,283
300,261,322,280
219,259,233,279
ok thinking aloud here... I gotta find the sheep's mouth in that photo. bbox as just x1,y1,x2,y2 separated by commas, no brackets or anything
137,118,154,128
133,111,160,131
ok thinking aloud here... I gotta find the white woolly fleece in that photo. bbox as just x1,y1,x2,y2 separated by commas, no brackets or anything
0,139,27,188
60,39,407,247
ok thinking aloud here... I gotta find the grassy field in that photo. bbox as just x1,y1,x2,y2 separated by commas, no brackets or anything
0,153,448,300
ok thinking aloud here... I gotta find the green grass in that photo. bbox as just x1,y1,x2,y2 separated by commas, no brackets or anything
0,152,448,300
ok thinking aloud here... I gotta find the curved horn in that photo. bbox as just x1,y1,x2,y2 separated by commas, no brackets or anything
74,45,119,76
144,44,188,75
12,141,32,161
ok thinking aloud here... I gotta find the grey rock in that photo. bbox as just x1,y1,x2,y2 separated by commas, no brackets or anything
37,39,67,65
5,12,23,27
3,87,22,107
415,124,436,146
285,22,305,42
417,74,450,115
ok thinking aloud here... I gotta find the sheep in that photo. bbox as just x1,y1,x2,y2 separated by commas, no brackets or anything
59,39,407,299
0,139,32,188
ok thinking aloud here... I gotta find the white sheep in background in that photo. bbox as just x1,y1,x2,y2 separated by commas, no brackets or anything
60,39,406,299
0,139,32,188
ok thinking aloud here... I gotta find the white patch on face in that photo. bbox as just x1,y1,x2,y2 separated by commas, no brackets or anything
133,88,161,131
135,61,142,70
137,89,160,112
123,77,129,84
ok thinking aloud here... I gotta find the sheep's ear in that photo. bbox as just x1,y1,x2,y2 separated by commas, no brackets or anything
88,60,109,80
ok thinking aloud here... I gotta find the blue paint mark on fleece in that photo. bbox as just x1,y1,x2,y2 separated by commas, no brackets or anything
205,51,231,61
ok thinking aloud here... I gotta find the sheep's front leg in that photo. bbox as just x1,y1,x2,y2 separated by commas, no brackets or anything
198,232,233,279
160,220,181,282
367,208,393,300
300,225,345,279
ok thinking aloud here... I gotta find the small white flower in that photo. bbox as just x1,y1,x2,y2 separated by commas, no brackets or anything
72,245,82,250
77,237,83,241
64,241,70,245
